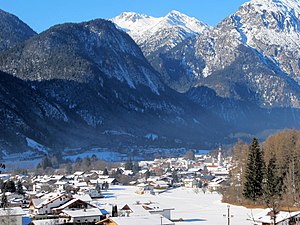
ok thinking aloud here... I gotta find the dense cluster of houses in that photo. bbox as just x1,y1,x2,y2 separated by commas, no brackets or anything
0,148,299,224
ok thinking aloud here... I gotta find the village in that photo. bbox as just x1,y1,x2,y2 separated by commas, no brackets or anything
0,148,299,225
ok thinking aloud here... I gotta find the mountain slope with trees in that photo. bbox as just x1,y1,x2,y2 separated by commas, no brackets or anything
0,9,36,52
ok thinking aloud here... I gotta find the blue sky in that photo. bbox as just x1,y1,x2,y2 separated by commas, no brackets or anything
1,0,248,33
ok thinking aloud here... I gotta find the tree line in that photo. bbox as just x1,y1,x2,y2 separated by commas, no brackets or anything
223,129,300,216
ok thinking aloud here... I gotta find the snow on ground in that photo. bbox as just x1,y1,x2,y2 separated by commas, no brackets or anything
63,149,128,162
3,158,41,170
94,185,264,225
26,137,49,154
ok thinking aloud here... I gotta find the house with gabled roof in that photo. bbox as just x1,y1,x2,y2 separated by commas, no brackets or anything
60,208,108,224
250,209,300,225
51,198,95,214
29,193,73,216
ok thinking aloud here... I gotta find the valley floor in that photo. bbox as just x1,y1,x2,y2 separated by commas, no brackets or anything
94,185,264,225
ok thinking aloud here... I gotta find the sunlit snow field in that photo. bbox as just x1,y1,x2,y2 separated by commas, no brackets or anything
94,185,263,225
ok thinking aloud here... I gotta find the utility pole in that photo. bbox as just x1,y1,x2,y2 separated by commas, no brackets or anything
223,205,233,225
227,205,230,225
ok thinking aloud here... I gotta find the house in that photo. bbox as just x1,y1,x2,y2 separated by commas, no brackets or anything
29,193,73,216
59,207,108,224
136,183,154,195
250,209,300,225
118,201,174,220
119,203,149,217
72,194,93,203
183,178,201,188
73,171,85,181
208,177,227,191
0,207,27,225
29,194,108,224
51,198,96,214
99,178,119,186
143,204,174,220
84,171,99,179
149,180,169,190
83,188,103,198
54,181,68,191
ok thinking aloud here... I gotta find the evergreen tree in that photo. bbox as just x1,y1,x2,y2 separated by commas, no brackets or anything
82,156,91,171
65,163,73,174
0,163,5,174
145,170,151,180
264,154,282,201
172,169,179,184
243,138,265,201
37,156,53,170
264,154,282,224
112,205,118,217
16,180,24,195
185,150,195,160
4,180,16,193
124,158,133,170
132,162,140,174
1,192,7,209
0,179,4,192
95,181,101,194
103,168,109,176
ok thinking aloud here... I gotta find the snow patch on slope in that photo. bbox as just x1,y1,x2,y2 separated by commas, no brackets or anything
26,137,48,154
111,10,211,49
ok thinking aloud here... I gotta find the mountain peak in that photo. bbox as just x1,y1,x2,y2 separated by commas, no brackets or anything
117,11,152,22
0,9,36,51
166,10,186,18
111,10,211,57
245,0,300,14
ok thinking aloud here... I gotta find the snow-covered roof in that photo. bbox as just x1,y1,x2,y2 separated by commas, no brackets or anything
73,194,92,202
52,198,95,212
31,193,72,209
120,203,149,216
104,214,175,225
74,171,85,176
55,181,67,185
98,178,117,184
50,175,64,181
73,182,88,187
62,208,105,217
251,209,300,224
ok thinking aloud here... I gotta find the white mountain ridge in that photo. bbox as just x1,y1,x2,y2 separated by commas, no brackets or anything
197,0,300,107
224,0,300,83
111,10,211,56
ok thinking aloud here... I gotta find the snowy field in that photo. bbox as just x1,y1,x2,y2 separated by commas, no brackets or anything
94,185,264,225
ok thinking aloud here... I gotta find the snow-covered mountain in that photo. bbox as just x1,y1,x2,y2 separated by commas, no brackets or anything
154,0,300,107
0,19,164,95
111,10,211,57
0,15,231,153
1,5,300,154
210,0,300,82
